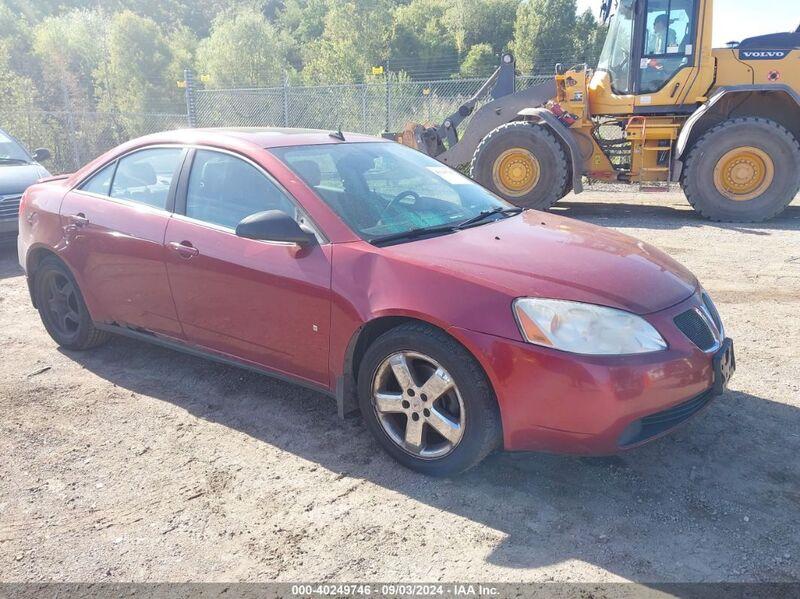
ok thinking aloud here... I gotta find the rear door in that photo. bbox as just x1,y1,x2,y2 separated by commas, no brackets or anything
59,146,186,338
164,148,333,388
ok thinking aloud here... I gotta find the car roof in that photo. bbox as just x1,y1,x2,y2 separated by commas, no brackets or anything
138,127,387,149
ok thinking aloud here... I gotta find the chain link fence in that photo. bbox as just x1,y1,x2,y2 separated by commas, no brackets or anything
1,73,555,174
0,108,187,174
193,75,553,136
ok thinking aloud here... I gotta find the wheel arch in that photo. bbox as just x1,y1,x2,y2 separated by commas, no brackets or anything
676,86,800,162
335,314,499,423
25,245,67,309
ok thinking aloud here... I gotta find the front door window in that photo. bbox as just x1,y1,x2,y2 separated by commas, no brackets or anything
640,0,696,93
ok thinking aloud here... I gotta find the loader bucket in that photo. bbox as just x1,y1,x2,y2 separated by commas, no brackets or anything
382,122,441,157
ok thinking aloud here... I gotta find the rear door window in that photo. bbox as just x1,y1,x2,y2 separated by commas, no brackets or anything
109,148,183,210
80,163,116,196
185,149,298,230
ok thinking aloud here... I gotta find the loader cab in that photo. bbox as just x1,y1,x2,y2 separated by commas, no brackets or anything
591,0,713,114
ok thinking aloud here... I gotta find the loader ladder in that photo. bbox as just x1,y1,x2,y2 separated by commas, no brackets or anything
627,116,678,193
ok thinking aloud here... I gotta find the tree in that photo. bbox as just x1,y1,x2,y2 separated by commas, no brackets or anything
302,0,394,84
196,7,293,87
459,44,497,77
573,8,604,65
389,0,459,79
101,11,179,113
445,0,518,55
512,0,578,74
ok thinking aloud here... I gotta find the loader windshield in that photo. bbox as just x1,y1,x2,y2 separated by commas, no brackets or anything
596,0,636,94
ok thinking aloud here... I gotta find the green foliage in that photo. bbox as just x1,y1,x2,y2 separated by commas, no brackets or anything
197,7,291,87
389,0,459,78
512,0,579,74
445,0,518,54
459,43,497,78
102,11,177,113
302,0,394,84
1,0,604,112
574,9,604,65
32,9,107,110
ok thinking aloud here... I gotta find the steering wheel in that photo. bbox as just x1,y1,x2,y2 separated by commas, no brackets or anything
380,190,420,220
614,49,630,72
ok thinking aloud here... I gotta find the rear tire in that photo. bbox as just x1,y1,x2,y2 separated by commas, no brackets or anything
34,256,110,350
357,322,502,476
682,117,800,222
471,121,569,210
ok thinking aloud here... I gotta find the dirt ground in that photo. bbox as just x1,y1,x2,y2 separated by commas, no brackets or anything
1,191,799,584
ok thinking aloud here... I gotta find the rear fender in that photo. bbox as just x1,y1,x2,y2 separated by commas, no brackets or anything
675,85,800,160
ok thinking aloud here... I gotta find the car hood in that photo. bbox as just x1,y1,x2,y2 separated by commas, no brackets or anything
384,210,697,315
0,163,49,195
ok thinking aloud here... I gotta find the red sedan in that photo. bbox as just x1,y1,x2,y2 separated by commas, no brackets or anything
17,128,735,475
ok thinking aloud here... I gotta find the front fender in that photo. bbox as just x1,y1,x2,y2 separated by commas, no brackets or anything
517,107,584,194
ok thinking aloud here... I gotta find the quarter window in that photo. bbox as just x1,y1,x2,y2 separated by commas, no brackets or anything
80,163,116,196
185,150,298,230
109,148,183,209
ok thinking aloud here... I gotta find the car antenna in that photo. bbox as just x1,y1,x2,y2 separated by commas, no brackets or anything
329,127,345,141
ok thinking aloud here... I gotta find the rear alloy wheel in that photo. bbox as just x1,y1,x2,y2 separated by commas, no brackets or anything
471,121,569,210
357,323,501,476
682,117,800,222
34,256,110,350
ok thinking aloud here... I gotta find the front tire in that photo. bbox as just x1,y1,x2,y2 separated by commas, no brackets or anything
682,117,800,222
470,121,569,210
357,323,502,476
34,256,110,350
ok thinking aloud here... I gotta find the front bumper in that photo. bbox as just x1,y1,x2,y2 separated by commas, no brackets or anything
453,293,724,455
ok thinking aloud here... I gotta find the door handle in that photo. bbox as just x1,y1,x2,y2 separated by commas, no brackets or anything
167,240,200,259
69,213,89,227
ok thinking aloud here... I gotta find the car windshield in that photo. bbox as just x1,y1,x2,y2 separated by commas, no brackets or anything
0,130,31,164
270,142,513,244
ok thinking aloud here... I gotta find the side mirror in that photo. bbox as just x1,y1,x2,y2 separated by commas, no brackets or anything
32,148,51,162
235,210,316,246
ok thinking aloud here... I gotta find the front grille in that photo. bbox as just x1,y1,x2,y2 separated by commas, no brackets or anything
0,195,21,220
674,308,716,351
618,390,715,447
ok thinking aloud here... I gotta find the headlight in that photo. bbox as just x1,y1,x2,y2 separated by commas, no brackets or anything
513,298,667,355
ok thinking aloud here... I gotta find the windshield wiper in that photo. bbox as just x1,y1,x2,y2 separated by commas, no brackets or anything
0,157,30,165
369,223,459,246
454,206,523,230
369,207,524,246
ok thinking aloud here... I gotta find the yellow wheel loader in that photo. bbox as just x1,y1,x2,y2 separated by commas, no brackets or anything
387,0,800,222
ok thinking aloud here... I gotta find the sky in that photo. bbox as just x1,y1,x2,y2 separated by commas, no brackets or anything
575,0,799,47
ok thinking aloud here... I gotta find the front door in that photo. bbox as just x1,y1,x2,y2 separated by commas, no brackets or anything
164,148,332,388
59,146,186,338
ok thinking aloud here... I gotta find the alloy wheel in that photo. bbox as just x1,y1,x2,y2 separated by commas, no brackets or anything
42,270,81,340
371,351,465,459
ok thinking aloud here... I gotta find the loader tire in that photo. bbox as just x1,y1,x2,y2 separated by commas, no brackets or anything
470,121,569,210
682,117,800,222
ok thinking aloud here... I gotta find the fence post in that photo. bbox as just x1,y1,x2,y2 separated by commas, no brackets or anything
283,72,290,127
361,84,368,133
60,81,81,170
384,60,391,132
184,69,197,128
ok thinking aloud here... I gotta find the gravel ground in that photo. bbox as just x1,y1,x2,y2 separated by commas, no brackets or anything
1,191,799,583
